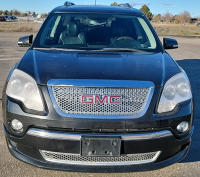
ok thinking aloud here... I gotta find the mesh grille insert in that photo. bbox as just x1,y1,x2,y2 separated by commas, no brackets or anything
51,87,150,116
40,150,160,165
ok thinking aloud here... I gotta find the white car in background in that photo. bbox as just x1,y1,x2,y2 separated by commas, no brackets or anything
34,19,44,23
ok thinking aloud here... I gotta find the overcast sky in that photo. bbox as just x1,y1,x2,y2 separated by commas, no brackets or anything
1,0,200,17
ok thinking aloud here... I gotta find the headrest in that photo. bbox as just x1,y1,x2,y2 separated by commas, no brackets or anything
68,22,79,37
111,19,124,27
63,16,70,26
111,20,118,28
112,21,126,37
63,17,70,32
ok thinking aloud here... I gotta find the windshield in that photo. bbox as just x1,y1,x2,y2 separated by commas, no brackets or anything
33,13,161,52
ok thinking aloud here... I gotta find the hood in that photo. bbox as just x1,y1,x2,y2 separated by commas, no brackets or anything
17,49,181,87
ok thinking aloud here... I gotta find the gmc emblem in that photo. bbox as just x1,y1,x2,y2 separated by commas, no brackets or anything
81,95,122,104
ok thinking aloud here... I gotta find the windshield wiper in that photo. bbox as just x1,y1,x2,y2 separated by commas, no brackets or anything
32,47,143,52
101,48,142,52
33,47,84,51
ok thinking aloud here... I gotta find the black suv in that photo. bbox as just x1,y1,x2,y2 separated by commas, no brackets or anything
2,2,193,172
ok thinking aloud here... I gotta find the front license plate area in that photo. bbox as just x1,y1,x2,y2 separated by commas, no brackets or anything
81,137,121,157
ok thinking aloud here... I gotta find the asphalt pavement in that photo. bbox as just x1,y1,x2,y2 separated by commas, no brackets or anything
0,32,200,177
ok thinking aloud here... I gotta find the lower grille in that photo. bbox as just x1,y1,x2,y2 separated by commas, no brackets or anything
40,150,160,166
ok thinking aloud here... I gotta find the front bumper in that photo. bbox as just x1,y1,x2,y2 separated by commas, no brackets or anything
2,82,194,172
4,125,193,172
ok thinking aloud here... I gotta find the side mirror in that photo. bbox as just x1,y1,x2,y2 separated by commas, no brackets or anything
163,38,178,49
18,35,33,47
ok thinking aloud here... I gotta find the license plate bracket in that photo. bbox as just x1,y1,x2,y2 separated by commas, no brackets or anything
81,137,121,157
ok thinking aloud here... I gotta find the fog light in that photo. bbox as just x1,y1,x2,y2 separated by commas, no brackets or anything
176,121,189,133
11,119,23,131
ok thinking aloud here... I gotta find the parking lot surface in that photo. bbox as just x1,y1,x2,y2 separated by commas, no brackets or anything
0,32,200,177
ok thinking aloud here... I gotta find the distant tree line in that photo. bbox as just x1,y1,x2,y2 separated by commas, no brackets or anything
0,5,193,23
0,9,48,18
153,11,191,24
110,2,192,23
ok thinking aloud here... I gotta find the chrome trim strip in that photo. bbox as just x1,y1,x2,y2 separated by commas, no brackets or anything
27,128,173,141
47,79,155,88
47,79,155,119
39,150,161,166
122,131,172,140
27,128,81,141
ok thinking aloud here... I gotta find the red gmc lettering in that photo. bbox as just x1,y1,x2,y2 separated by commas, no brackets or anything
82,95,93,104
95,96,109,104
82,95,122,104
110,96,122,104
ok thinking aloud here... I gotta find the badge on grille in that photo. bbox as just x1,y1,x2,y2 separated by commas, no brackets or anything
81,95,122,104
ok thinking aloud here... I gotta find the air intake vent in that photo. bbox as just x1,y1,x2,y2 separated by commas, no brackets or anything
40,150,161,166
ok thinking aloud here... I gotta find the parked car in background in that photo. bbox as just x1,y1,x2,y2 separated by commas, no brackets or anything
34,19,44,23
0,16,6,21
10,16,18,20
4,15,11,21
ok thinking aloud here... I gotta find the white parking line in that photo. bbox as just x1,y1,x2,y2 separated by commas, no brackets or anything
0,58,20,61
0,54,24,57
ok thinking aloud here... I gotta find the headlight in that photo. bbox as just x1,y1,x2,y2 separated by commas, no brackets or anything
157,72,192,113
6,69,44,111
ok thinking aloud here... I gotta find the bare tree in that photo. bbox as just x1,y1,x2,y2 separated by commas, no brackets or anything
178,11,191,24
163,13,173,23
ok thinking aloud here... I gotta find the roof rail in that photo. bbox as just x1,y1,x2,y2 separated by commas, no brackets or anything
63,1,75,7
118,3,132,9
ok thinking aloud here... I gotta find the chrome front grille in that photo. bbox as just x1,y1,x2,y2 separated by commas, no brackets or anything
51,86,151,116
40,150,160,166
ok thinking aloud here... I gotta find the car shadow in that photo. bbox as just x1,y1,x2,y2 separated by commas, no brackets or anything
176,59,200,163
176,59,200,119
